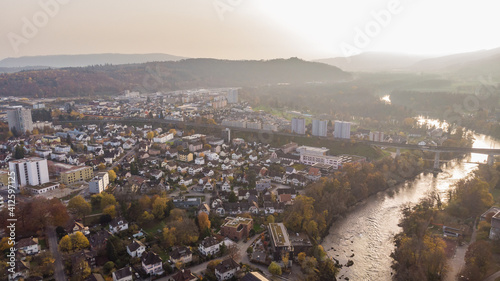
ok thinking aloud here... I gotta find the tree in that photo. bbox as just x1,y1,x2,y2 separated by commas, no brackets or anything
59,235,72,252
100,193,117,210
103,205,116,218
107,240,118,262
14,145,24,159
139,195,151,210
67,196,91,221
97,163,106,171
461,240,492,280
152,197,167,219
228,191,238,203
169,129,177,135
108,170,117,182
266,215,275,224
162,227,176,248
139,211,154,225
70,232,89,250
268,262,282,276
103,261,115,274
146,131,155,140
198,212,211,231
72,260,90,281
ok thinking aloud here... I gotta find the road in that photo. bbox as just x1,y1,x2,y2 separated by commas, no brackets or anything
46,226,66,281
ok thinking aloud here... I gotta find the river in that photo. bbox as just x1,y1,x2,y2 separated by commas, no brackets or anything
321,133,500,281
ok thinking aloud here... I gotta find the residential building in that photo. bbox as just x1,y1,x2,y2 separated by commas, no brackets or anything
241,272,270,281
215,258,240,281
89,172,110,194
221,128,231,144
109,218,129,234
226,89,239,104
170,246,193,264
112,267,133,281
221,216,253,241
178,152,193,162
369,131,385,142
268,223,293,261
27,182,60,194
172,269,198,281
7,107,33,133
312,119,328,137
127,240,146,258
141,251,164,276
199,236,222,256
334,121,351,139
60,166,93,185
291,118,306,135
9,157,50,189
17,237,40,255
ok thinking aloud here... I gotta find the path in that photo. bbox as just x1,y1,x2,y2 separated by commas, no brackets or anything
46,226,66,281
445,219,478,281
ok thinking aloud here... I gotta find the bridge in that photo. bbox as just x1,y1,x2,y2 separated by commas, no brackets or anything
363,141,500,168
55,117,500,169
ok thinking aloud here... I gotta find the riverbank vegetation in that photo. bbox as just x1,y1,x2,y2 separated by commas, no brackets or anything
392,163,500,281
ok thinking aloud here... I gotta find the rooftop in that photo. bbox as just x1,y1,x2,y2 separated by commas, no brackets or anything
223,216,253,228
268,223,291,248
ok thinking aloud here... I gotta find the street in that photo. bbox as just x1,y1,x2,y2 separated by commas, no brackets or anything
46,226,66,281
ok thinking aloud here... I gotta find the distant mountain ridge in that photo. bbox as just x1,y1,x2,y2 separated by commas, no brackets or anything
0,53,186,68
0,57,351,97
315,52,430,72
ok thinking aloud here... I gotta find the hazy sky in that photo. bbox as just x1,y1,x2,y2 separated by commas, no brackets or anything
1,0,499,61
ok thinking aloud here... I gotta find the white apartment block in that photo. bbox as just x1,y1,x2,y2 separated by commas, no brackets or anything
291,118,306,135
334,121,351,139
9,157,49,189
89,172,110,194
7,107,33,133
312,119,328,137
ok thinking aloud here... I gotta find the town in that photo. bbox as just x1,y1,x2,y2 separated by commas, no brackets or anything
0,89,379,281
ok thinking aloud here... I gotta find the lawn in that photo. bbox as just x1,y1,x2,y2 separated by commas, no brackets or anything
143,221,166,236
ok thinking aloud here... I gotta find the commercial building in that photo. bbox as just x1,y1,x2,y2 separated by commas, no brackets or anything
9,157,49,189
312,119,328,137
291,118,306,135
89,172,110,194
7,107,33,133
334,121,351,139
297,146,342,169
221,216,253,241
60,166,93,185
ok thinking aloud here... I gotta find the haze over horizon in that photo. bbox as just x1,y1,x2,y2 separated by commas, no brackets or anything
1,0,499,61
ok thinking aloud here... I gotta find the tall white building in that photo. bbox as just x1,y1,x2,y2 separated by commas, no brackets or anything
312,120,328,137
9,157,49,189
7,107,33,133
334,121,351,139
89,172,110,194
226,89,239,104
291,118,306,135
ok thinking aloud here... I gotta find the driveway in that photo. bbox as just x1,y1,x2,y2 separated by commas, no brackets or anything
46,226,66,281
445,219,478,281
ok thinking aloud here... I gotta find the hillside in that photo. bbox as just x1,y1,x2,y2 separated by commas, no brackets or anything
0,58,351,97
0,53,186,68
315,52,429,72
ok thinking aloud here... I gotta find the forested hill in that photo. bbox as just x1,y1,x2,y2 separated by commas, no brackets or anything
0,58,351,97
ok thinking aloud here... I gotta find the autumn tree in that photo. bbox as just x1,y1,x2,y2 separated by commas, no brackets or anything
59,235,72,252
108,170,117,182
152,197,167,219
100,193,117,210
198,212,211,231
460,240,492,280
268,262,282,276
146,131,154,140
103,205,116,218
70,231,90,250
67,196,91,221
162,227,177,248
